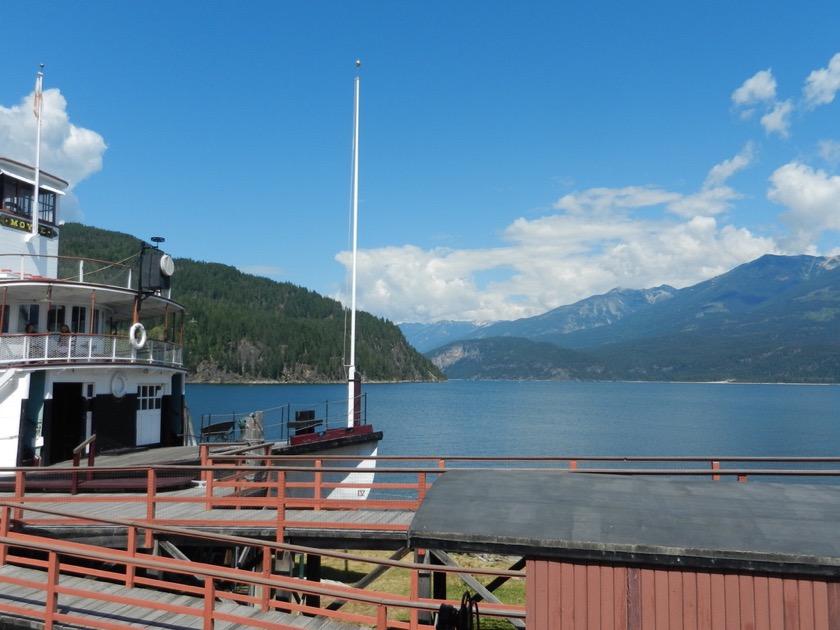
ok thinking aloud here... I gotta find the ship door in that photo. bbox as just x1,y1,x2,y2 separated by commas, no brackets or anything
45,383,86,465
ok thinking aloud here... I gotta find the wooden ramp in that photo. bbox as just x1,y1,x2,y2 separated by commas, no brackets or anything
0,564,364,630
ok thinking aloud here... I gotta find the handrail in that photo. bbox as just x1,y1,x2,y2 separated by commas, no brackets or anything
0,501,526,629
72,434,97,457
0,253,137,290
2,457,840,539
0,332,183,368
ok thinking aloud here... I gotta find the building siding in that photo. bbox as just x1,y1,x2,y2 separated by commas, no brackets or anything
527,559,840,629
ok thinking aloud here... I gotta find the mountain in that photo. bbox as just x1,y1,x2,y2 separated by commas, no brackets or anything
59,223,445,384
400,286,677,352
424,254,840,383
430,337,608,380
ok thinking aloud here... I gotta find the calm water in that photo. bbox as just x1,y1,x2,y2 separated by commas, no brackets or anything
186,381,840,458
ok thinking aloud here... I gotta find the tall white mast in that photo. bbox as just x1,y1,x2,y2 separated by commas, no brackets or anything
31,65,44,239
347,61,361,428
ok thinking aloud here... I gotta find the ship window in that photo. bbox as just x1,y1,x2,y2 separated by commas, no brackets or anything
137,384,163,411
1,176,32,216
47,305,66,332
18,304,39,333
0,175,57,223
71,306,86,333
37,189,56,224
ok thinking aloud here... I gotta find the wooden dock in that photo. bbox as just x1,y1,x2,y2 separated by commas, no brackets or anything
0,560,367,629
4,485,414,548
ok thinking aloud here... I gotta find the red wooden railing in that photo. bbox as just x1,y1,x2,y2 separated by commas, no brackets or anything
0,501,525,630
0,455,839,628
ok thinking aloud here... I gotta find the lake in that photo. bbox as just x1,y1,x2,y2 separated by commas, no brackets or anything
185,381,840,458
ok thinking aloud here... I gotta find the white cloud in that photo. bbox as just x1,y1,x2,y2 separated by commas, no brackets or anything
332,144,780,323
733,54,840,138
667,186,742,218
760,99,793,137
555,186,680,216
704,142,755,188
818,139,840,166
336,210,776,323
338,175,777,323
768,162,840,250
803,52,840,108
732,69,777,106
0,88,107,220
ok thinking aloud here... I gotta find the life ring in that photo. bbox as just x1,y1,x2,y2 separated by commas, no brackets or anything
111,372,127,398
129,322,147,349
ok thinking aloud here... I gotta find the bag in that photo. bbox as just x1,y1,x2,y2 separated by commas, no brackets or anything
436,592,480,629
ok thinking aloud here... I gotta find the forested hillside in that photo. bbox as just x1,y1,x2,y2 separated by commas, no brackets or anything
424,255,840,383
59,223,444,383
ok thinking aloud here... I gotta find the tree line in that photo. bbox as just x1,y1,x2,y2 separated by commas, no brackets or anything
59,223,444,383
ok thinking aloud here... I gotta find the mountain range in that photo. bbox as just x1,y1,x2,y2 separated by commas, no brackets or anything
401,255,840,383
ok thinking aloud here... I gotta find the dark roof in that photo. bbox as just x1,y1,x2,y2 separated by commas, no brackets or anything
408,470,840,576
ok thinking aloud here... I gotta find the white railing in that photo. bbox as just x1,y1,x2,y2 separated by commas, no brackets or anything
0,333,183,368
0,254,135,291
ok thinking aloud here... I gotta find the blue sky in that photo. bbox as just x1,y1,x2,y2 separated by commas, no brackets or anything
2,2,840,324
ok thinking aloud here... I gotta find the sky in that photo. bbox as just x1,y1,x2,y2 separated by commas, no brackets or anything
2,2,840,325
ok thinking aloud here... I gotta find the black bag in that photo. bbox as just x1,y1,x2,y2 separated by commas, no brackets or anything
436,592,480,629
436,603,460,629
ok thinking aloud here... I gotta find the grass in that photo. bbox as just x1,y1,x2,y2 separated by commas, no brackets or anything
318,550,525,629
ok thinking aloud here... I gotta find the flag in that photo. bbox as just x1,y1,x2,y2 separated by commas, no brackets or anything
33,73,43,119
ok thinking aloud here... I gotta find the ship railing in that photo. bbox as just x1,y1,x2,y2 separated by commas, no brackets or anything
0,332,183,368
199,394,369,444
0,253,139,291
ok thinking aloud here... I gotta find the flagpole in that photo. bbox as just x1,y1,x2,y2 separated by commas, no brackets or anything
31,64,44,239
347,61,360,428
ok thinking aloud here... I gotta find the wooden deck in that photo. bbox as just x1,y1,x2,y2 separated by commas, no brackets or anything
3,485,415,548
0,563,365,629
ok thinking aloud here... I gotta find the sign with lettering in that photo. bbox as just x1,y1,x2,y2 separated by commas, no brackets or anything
0,215,57,238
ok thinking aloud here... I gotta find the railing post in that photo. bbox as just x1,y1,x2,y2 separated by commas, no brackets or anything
417,472,427,507
260,543,272,611
203,576,215,630
569,459,577,471
0,505,9,564
711,460,720,481
276,470,286,544
409,559,419,629
13,471,24,524
377,604,388,629
145,468,157,548
45,550,60,630
314,460,323,509
126,526,137,588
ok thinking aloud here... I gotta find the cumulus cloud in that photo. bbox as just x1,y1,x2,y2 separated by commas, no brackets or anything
733,53,840,137
760,99,793,137
803,52,840,108
336,210,776,323
732,69,777,107
0,88,107,220
768,162,840,251
336,147,776,323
